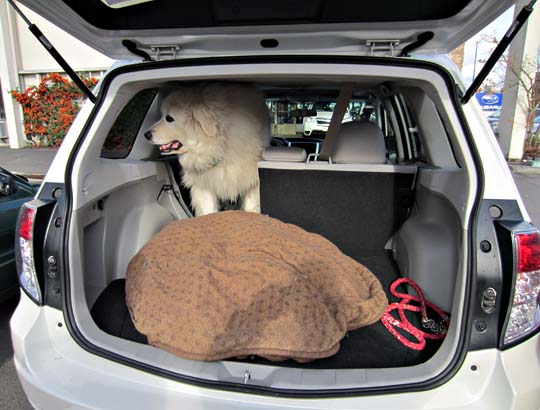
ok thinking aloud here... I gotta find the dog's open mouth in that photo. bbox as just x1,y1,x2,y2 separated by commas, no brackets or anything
159,140,183,153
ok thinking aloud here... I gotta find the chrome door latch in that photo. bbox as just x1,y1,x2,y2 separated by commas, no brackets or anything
481,287,497,314
47,255,57,278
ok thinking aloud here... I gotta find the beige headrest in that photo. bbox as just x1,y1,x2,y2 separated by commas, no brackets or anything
261,146,308,162
331,122,386,164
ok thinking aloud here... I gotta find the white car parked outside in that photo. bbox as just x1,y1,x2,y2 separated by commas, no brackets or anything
302,102,352,136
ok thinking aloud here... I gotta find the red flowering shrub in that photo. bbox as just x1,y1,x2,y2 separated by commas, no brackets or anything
10,73,98,147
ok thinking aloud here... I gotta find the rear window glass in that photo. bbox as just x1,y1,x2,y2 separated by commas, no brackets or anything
101,88,157,159
379,106,397,164
267,98,391,159
396,94,424,162
64,0,471,31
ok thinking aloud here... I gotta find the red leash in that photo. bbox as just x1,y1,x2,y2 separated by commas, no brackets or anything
380,278,449,350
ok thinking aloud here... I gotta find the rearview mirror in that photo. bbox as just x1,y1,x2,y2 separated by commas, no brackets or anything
0,173,17,196
289,109,317,118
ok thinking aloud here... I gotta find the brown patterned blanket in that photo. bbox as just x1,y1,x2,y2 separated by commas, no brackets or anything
126,211,388,362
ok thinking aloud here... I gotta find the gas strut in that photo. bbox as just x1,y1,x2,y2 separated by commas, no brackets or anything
7,0,97,103
461,0,537,104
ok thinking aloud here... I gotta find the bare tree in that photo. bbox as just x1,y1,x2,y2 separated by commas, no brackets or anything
480,34,540,154
449,44,465,70
504,53,540,153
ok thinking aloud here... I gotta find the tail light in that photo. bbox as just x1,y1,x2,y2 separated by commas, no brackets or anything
16,203,42,304
503,229,540,345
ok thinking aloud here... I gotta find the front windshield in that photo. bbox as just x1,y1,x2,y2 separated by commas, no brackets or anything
312,102,336,112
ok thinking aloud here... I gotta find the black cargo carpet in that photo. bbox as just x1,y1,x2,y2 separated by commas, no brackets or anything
90,251,442,368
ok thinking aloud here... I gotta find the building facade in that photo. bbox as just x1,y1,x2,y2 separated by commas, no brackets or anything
0,1,114,148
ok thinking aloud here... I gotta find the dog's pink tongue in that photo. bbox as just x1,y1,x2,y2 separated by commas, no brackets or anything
159,143,173,152
159,141,183,152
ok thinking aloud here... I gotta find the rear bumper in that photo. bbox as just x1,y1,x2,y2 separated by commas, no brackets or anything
11,292,540,410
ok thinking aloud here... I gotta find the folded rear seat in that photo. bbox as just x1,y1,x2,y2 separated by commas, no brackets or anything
258,122,417,258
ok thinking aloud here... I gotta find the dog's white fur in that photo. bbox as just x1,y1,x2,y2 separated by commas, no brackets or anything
146,83,270,216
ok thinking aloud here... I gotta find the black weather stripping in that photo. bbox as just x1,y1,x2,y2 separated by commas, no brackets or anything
122,40,153,62
461,0,537,104
399,32,434,57
7,0,97,104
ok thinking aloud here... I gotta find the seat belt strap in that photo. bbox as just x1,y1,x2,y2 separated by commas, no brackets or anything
319,83,354,160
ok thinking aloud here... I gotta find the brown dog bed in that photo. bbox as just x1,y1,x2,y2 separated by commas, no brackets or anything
126,211,388,362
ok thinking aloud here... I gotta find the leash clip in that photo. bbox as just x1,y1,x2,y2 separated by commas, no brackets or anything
422,318,448,335
381,278,450,350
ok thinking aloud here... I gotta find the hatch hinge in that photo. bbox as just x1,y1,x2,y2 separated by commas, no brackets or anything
365,40,400,57
122,41,182,61
150,44,182,61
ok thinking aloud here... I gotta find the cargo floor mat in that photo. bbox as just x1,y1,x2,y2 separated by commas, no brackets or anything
90,251,442,368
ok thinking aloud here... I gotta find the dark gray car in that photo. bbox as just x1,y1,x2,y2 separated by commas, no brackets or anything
0,168,37,301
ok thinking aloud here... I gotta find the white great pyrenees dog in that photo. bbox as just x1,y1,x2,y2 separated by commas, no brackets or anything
144,82,270,216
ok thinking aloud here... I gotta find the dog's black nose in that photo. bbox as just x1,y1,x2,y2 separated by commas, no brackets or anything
144,131,152,140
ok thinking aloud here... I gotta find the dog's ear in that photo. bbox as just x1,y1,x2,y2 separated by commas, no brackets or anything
192,105,218,137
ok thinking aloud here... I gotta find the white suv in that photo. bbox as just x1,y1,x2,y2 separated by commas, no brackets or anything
302,102,352,136
10,0,540,409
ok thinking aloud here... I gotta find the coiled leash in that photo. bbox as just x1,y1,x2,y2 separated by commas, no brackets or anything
381,278,449,350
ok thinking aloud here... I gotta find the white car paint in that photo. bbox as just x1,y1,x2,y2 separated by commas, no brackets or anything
11,292,540,409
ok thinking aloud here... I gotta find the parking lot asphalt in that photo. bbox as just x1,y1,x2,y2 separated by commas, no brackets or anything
0,295,32,410
0,146,58,178
513,173,540,227
0,171,539,409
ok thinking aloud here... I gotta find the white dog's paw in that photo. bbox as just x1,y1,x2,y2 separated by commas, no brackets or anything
241,186,261,213
191,186,219,216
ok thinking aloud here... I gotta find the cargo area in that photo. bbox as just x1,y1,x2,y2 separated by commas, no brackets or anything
66,63,476,390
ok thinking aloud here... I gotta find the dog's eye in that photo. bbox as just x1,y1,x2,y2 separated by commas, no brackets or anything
165,115,174,123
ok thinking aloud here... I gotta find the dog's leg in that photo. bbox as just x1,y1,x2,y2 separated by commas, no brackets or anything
241,185,261,213
191,186,219,216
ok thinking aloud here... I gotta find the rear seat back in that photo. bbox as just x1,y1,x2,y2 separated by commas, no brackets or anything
259,123,416,257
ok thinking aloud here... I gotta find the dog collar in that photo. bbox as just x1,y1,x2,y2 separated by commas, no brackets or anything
210,157,222,168
190,157,223,173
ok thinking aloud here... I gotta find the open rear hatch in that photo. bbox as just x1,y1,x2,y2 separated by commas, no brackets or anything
17,0,513,59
